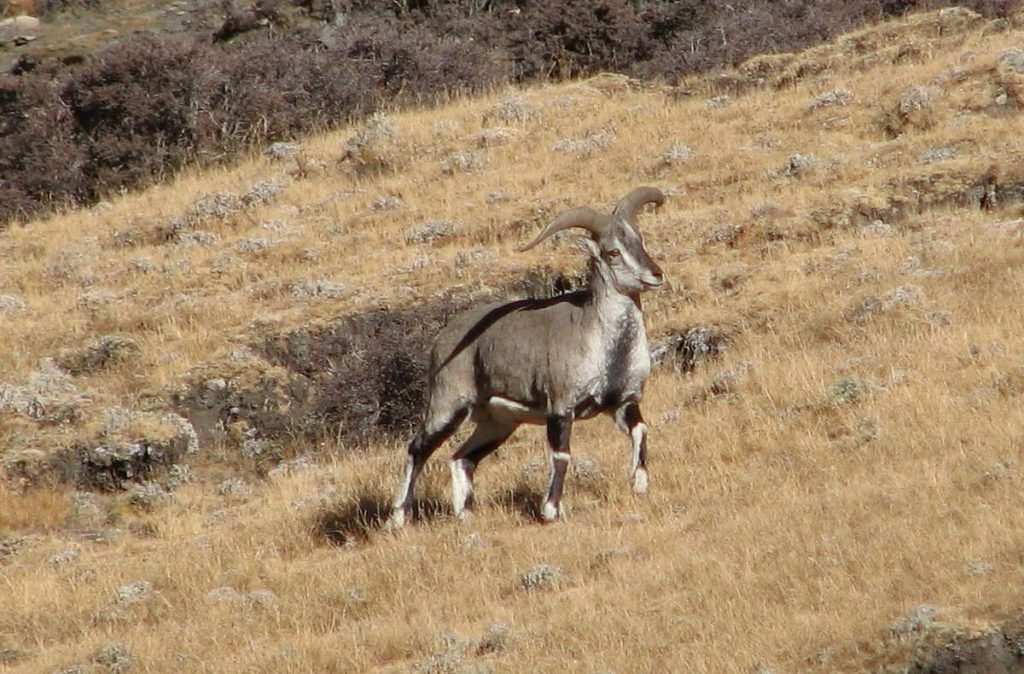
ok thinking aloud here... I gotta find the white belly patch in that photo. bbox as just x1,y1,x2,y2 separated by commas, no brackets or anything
486,396,546,424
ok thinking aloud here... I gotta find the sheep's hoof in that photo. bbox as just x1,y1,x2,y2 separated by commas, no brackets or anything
385,508,407,530
631,468,649,495
541,501,561,523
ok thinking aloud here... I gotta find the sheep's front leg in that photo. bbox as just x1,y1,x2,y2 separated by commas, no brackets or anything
615,402,649,494
541,413,572,522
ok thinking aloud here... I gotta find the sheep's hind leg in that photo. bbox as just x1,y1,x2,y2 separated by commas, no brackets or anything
615,402,649,494
389,407,468,529
450,418,516,519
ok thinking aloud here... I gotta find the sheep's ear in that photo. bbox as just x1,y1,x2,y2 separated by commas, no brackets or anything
574,236,600,258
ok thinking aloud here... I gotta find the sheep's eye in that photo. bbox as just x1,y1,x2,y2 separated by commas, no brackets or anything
606,249,621,259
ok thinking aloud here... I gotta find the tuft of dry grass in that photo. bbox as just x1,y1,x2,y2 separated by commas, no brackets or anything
3,7,1024,673
0,485,71,532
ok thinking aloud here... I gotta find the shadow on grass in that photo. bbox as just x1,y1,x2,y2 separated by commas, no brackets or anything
311,494,449,546
493,483,544,523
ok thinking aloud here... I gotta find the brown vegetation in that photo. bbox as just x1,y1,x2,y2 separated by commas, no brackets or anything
1,0,1019,225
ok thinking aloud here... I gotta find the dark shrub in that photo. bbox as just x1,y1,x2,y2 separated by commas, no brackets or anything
0,71,82,223
1,0,1020,227
62,34,209,195
258,296,475,444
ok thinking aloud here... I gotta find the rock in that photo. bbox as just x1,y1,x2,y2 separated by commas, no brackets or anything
128,482,169,511
175,231,219,247
113,580,152,605
343,587,367,603
240,180,285,208
860,220,897,238
484,97,532,125
571,455,602,480
165,464,193,489
216,477,251,497
235,237,283,253
651,328,729,373
476,622,509,655
1000,48,1024,73
52,665,90,674
0,294,26,313
76,425,194,491
891,604,940,637
474,127,516,147
342,112,399,176
266,454,315,479
71,491,103,525
181,192,242,223
0,359,85,428
919,146,959,164
205,586,244,604
3,15,40,30
57,335,140,376
706,95,731,109
371,195,403,211
519,564,562,591
785,153,818,177
460,533,487,549
808,88,853,110
898,85,933,114
406,220,459,246
264,142,300,162
984,18,1010,35
48,548,79,568
709,362,754,396
441,150,487,174
965,559,995,576
93,643,134,673
204,378,227,393
246,589,278,610
827,377,871,405
660,143,697,164
552,129,616,157
417,632,472,674
848,284,924,323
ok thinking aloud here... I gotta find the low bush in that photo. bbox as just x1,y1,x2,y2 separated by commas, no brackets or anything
0,0,1017,225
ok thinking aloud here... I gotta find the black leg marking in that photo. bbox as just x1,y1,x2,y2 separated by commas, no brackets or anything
450,420,516,516
615,401,649,494
412,407,470,459
547,413,572,451
542,413,573,522
621,401,643,431
454,428,515,465
390,407,469,526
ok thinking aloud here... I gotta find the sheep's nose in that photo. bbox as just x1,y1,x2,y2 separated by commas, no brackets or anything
645,264,666,288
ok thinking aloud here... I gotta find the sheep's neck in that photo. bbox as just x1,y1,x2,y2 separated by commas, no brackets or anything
586,265,642,312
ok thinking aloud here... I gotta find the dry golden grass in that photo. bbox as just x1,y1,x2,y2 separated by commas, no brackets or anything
3,7,1024,672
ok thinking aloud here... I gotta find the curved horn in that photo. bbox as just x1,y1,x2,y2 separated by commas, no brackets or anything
612,186,665,224
518,207,613,252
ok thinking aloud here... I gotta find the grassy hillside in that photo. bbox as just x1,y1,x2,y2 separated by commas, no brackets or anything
3,7,1024,672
